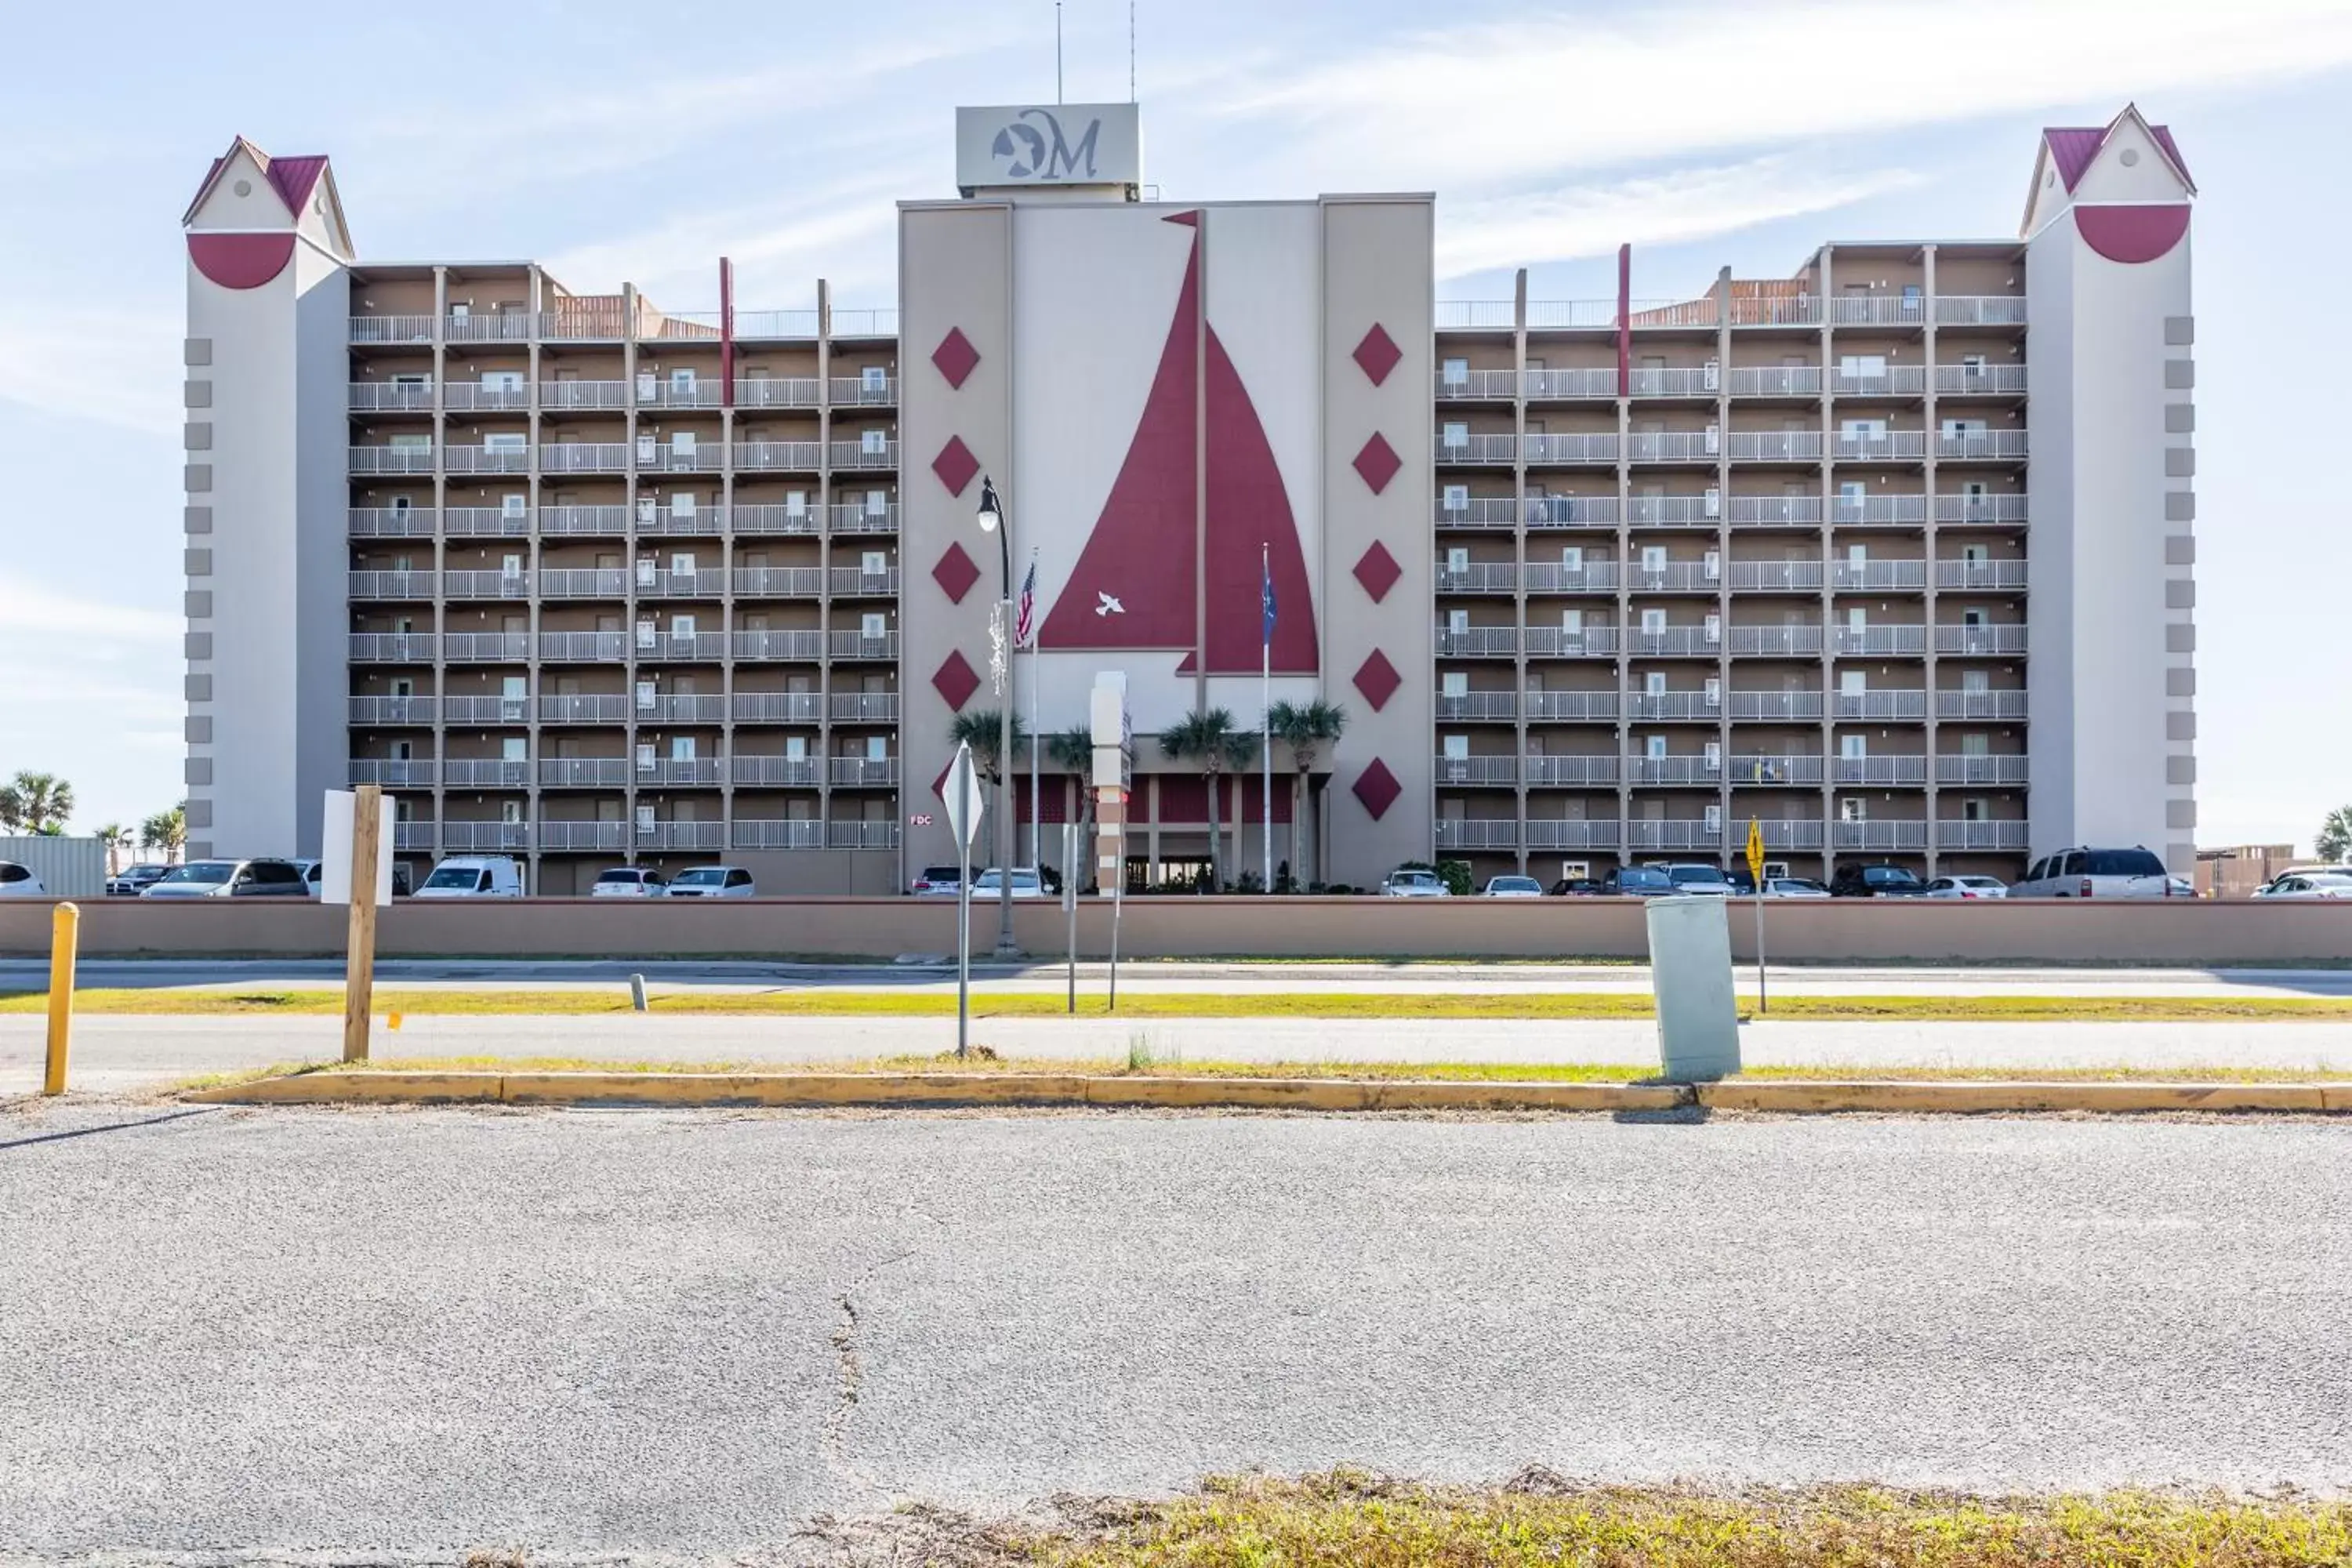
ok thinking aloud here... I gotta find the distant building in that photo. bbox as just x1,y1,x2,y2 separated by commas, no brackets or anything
2195,844,2298,899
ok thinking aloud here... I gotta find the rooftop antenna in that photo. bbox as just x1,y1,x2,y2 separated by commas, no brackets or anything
1056,2,1064,103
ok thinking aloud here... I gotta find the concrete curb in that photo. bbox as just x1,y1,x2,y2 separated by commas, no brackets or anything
181,1072,2351,1116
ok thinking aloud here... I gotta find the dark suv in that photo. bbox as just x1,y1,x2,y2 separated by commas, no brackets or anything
1599,865,1676,897
1831,862,1928,898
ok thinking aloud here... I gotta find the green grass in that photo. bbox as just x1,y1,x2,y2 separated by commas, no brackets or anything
19,987,2352,1022
991,1472,2352,1568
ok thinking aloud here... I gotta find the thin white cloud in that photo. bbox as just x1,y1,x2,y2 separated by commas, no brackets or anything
0,572,180,643
1437,158,1925,281
1210,0,2352,185
543,173,914,306
0,304,182,437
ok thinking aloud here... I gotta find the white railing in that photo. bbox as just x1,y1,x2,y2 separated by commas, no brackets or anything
444,822,532,851
350,633,436,662
829,757,899,786
1526,299,1624,328
1436,431,1518,464
1729,691,1823,720
826,567,900,596
1831,757,1929,786
1435,498,1523,529
734,441,823,471
1435,626,1517,656
1759,819,1829,850
634,632,727,662
829,376,899,406
641,695,725,724
736,505,824,536
634,759,724,787
1831,430,1928,462
635,444,725,474
1434,563,1518,593
1434,819,1520,851
393,823,436,852
1626,693,1719,721
1525,433,1621,465
1934,624,2029,655
1827,295,1929,327
636,822,727,850
1436,693,1518,720
1625,430,1719,463
1936,560,2029,590
444,696,531,724
539,759,629,788
349,315,437,344
1434,368,1519,400
443,384,532,413
1624,561,1720,592
1832,561,1928,591
826,819,900,850
1832,495,1929,526
444,569,532,599
733,631,826,661
444,446,533,475
1834,820,1930,851
1831,625,1928,656
828,308,898,338
539,569,627,599
637,568,727,598
1933,296,2028,327
539,695,630,724
830,503,898,535
1830,366,1926,397
1833,690,1927,720
1936,755,2030,786
828,629,898,659
734,568,824,597
735,377,823,408
735,693,824,722
1523,367,1619,399
1525,626,1620,657
1526,495,1621,527
641,504,729,537
734,763,818,796
1624,818,1724,850
1527,691,1619,720
1934,364,2028,395
1726,431,1824,462
1435,755,1518,786
636,381,724,410
1730,626,1825,656
347,570,434,599
1727,295,1821,327
829,439,899,470
539,505,630,535
350,696,437,724
1728,756,1826,786
536,380,629,411
1936,820,2030,851
829,693,898,722
735,820,827,851
1938,430,2030,461
444,312,537,343
735,309,822,339
1936,690,2027,720
1728,366,1824,397
539,632,626,661
348,759,437,786
1730,561,1823,591
1523,563,1618,592
350,446,436,475
1434,300,1517,329
1624,626,1721,657
348,507,437,537
349,382,435,412
442,633,529,662
1730,496,1822,526
1627,368,1719,398
1936,494,2029,525
1626,495,1718,527
445,759,532,788
1628,757,1720,786
1526,819,1621,850
438,507,531,538
1526,756,1618,786
539,822,630,852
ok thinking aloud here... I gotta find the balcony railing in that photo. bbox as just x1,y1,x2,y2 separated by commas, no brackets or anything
349,446,437,475
731,757,819,786
735,692,823,722
444,696,530,724
826,566,900,596
1831,626,1927,656
1435,368,1518,399
735,377,823,408
1526,756,1619,786
350,633,436,662
634,758,723,787
348,759,437,786
444,312,539,343
444,632,530,662
349,314,437,344
1624,561,1720,592
444,569,532,599
1934,624,2029,655
636,506,724,538
445,446,535,475
539,695,629,724
540,505,631,536
634,822,727,850
1525,433,1621,465
347,570,435,599
539,759,630,789
827,819,901,850
350,695,437,724
1728,296,1822,328
1523,563,1618,593
1626,496,1718,527
1936,560,2029,591
1523,368,1619,399
539,568,627,599
1726,432,1824,463
640,695,724,724
829,757,900,786
1435,755,1518,786
1833,561,1927,591
1728,366,1824,397
1729,755,1826,786
828,309,899,339
434,507,529,538
1832,430,1928,463
444,385,535,414
1730,496,1822,527
349,382,436,412
734,309,822,339
1834,690,1928,720
829,376,899,406
735,820,827,850
1436,692,1517,720
1435,563,1517,594
635,380,724,410
1832,495,1929,527
1730,626,1825,656
1730,561,1823,591
1624,626,1720,657
393,822,435,852
1434,819,1520,851
1935,364,2028,395
540,632,626,662
539,822,630,852
1758,819,1828,850
1432,498,1511,530
1936,690,2027,720
830,439,900,470
443,822,531,851
1938,430,2029,461
1434,301,1518,329
1625,431,1718,463
1628,368,1719,398
828,630,898,659
535,380,628,411
1626,693,1719,721
1436,432,1517,464
1730,691,1823,720
349,507,437,538
1936,820,2031,851
1834,820,1930,851
1936,494,2029,526
1832,757,1929,786
734,630,825,661
1516,691,1610,721
1628,757,1719,786
1936,755,2030,786
634,632,728,662
1827,295,1929,328
734,568,825,597
1436,626,1516,657
1933,296,2028,327
1624,818,1724,851
1526,495,1621,528
734,441,823,471
444,759,532,788
829,693,898,723
1526,819,1621,849
735,505,824,536
637,568,727,598
1526,626,1620,657
830,503,899,535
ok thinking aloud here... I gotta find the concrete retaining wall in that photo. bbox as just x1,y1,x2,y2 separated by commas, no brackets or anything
2,896,2347,965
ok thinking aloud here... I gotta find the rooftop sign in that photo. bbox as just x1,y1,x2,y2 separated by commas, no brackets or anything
956,104,1142,192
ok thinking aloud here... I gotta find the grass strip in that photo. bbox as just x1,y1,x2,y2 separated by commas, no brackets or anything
989,1471,2352,1568
18,988,2352,1022
179,1054,2350,1090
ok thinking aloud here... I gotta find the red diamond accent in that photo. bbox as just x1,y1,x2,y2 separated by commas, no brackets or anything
931,328,980,390
1352,432,1401,495
1352,650,1402,712
1352,758,1403,821
931,542,981,604
931,760,952,800
931,651,981,710
1352,323,1402,386
1353,541,1402,603
931,435,980,497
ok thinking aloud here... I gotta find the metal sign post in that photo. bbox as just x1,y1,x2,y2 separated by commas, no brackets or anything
943,743,987,1059
1063,821,1078,1014
1745,817,1768,1014
321,786,394,1063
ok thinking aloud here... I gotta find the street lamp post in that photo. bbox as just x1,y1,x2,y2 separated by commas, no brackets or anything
975,476,1020,958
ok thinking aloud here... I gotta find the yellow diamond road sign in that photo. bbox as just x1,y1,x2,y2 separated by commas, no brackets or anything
1745,818,1766,884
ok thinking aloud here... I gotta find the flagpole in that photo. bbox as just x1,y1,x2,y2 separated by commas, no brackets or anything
1261,542,1272,895
1027,549,1040,873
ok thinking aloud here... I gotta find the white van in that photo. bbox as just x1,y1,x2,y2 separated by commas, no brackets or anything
412,855,525,898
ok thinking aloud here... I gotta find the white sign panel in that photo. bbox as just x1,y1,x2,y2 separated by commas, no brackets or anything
956,103,1141,191
942,743,988,852
320,789,394,908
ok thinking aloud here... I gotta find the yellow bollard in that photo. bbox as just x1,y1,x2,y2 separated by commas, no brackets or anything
44,901,78,1096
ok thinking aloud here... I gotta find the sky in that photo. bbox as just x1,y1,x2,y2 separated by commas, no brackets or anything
3,0,2348,849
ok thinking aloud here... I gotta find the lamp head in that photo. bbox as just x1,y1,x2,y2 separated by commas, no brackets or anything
975,476,1002,532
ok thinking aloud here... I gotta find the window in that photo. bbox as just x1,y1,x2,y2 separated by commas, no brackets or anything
485,433,526,452
1704,803,1722,833
1641,546,1667,574
1842,734,1868,760
1963,797,1990,822
1645,671,1667,697
1442,421,1468,449
502,552,523,579
499,800,524,826
637,680,657,710
785,735,808,761
1960,731,1989,757
866,735,888,761
501,492,527,519
670,368,696,394
1441,671,1468,699
1442,484,1468,513
1962,353,1989,379
861,428,887,456
636,619,657,648
1446,546,1470,574
502,736,526,763
393,372,430,390
671,736,696,761
1841,670,1867,695
862,612,887,639
1901,284,1922,315
1641,608,1667,635
1840,796,1868,822
1443,734,1470,760
1840,417,1889,441
1704,740,1722,771
862,550,888,577
637,804,656,833
862,365,887,393
1847,606,1868,632
671,552,695,577
1962,669,1989,695
1941,417,1987,439
637,434,658,462
1962,606,1989,628
636,557,658,586
670,614,695,638
637,742,657,772
1441,358,1468,387
1447,608,1470,634
390,739,412,762
481,370,523,393
786,490,810,517
670,430,697,458
1703,550,1719,580
1645,735,1668,760
1838,354,1887,380
390,433,432,452
1560,546,1583,572
672,492,698,518
1703,613,1720,644
1962,542,1988,564
1704,677,1721,706
864,490,887,516
390,677,414,699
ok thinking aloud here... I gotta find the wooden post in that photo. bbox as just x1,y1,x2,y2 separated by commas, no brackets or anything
343,785,382,1064
42,902,78,1095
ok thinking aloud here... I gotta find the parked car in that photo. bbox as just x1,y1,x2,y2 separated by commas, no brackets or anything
969,867,1051,899
411,855,525,898
1380,868,1450,898
1830,863,1929,898
590,866,668,898
1656,862,1734,897
1598,865,1676,898
2009,847,2176,899
1924,875,2009,899
141,858,310,898
1548,877,1602,897
292,858,325,898
1762,877,1831,898
910,865,964,897
0,861,45,898
1483,874,1544,898
107,863,171,897
667,866,758,898
2254,873,2352,900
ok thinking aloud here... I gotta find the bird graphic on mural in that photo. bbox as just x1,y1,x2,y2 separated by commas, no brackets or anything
1096,593,1126,616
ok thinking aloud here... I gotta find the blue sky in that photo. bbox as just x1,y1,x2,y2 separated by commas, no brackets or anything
5,0,2350,848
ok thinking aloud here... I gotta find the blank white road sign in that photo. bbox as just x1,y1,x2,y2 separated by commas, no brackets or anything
942,742,987,852
320,789,394,907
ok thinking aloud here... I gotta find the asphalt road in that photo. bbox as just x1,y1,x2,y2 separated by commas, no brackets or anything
2,1105,2347,1560
9,1014,2352,1094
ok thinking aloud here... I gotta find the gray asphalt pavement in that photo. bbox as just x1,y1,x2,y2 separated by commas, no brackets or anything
3,1105,2347,1559
9,1013,2352,1094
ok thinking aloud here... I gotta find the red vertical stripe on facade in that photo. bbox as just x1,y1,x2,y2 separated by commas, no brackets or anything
719,257,735,408
1616,244,1632,397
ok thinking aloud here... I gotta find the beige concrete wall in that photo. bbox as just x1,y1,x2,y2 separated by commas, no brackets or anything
8,898,2347,964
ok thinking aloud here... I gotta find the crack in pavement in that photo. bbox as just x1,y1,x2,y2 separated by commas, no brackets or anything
820,1250,917,1508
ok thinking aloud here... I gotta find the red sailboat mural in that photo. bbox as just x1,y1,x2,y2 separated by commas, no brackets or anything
1037,212,1319,673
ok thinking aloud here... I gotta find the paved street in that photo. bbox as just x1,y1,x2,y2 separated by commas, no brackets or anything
8,1013,2352,1094
2,1105,2347,1559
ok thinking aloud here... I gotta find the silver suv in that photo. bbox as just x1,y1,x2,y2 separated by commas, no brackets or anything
1381,868,1450,898
2009,847,2176,898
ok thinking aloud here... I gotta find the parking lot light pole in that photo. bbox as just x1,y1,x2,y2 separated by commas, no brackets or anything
975,477,1019,958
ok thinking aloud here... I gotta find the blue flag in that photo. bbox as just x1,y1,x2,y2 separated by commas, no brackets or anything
1261,553,1277,647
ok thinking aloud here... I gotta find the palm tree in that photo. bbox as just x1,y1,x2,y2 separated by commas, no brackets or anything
2318,804,2352,866
3,772,73,835
1267,699,1346,889
140,804,187,866
1160,708,1258,891
1045,725,1096,888
946,710,1025,864
96,823,129,875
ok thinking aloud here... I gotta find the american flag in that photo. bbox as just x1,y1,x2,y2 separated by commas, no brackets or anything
1014,553,1039,648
